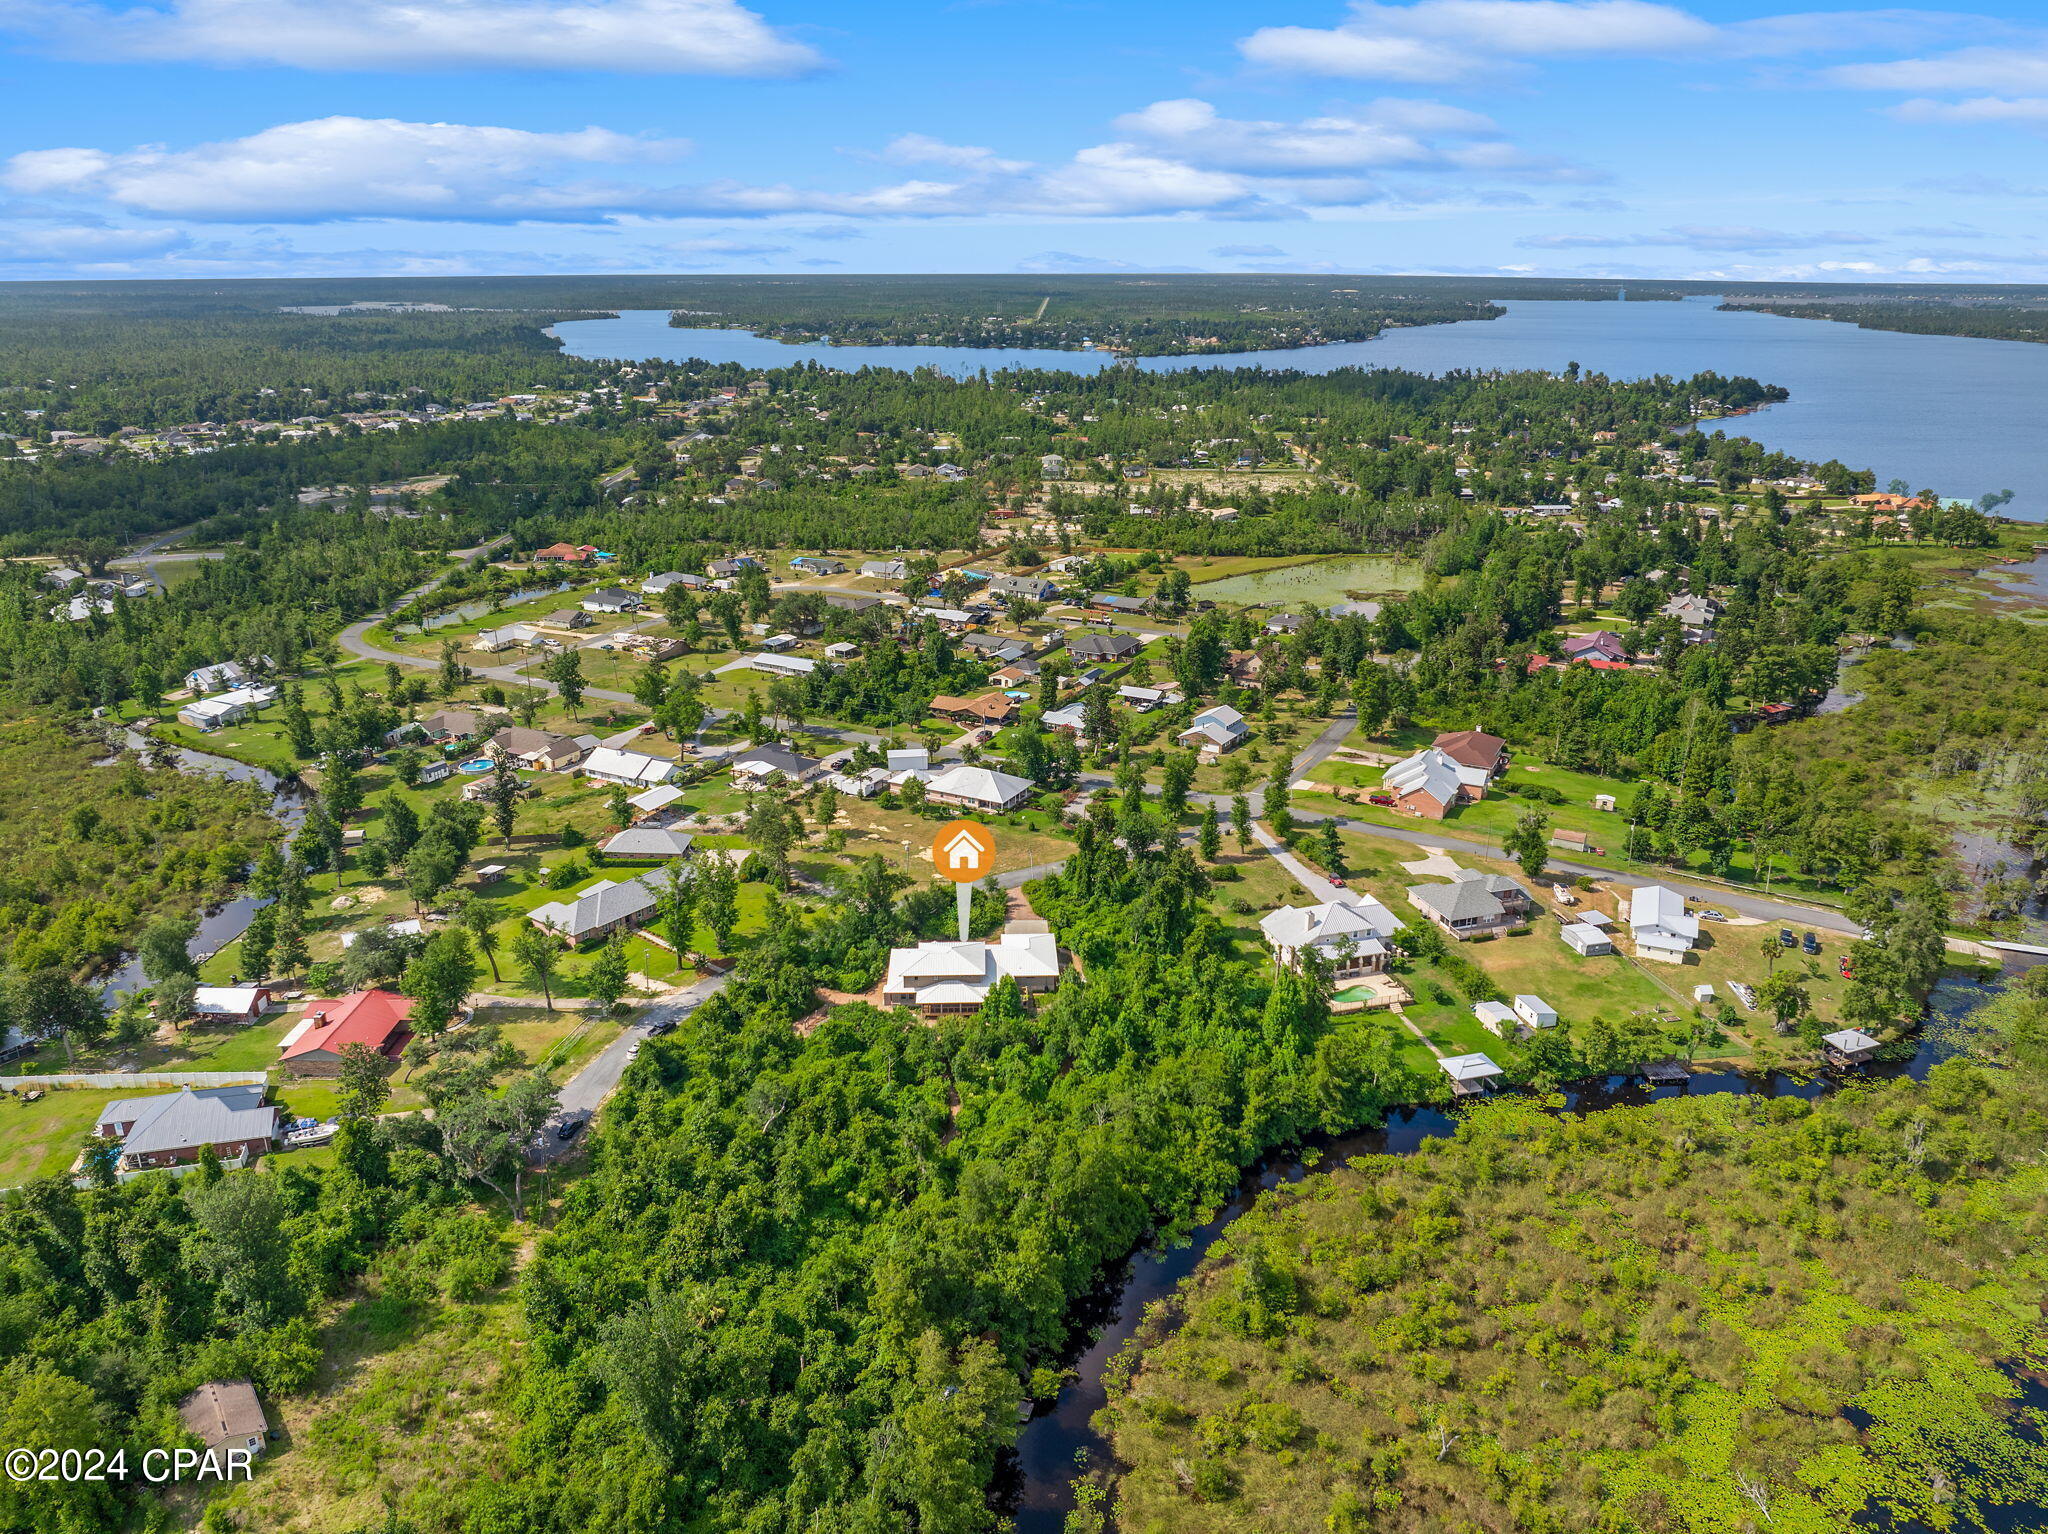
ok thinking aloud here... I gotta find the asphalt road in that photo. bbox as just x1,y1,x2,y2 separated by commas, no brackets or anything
534,968,730,1160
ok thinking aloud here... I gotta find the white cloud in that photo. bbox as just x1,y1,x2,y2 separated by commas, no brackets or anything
1889,95,2048,125
0,0,823,75
1211,242,1289,256
3,116,688,221
1013,251,1206,273
1830,45,2048,95
0,221,191,262
1240,1,1978,83
1241,0,1715,81
879,134,1031,175
1519,224,1881,252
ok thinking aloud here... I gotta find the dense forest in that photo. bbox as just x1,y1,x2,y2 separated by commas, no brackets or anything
0,710,273,976
1721,297,2048,345
1101,1013,2048,1532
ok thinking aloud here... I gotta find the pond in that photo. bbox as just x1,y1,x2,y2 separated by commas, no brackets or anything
1190,555,1423,608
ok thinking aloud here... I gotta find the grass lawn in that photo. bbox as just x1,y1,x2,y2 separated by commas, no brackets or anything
0,1088,105,1185
195,1274,525,1534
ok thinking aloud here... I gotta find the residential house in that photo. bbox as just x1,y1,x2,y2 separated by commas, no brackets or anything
529,877,661,945
1628,884,1699,962
178,1381,269,1458
191,986,270,1022
1065,632,1141,664
930,693,1018,727
1086,592,1150,617
823,641,860,660
730,744,824,787
861,559,908,580
278,990,415,1076
881,933,1062,1015
176,684,280,732
1561,630,1629,665
1432,730,1508,790
742,652,820,678
911,605,982,632
1822,1027,1882,1066
641,570,701,594
580,588,642,615
790,555,847,575
707,556,761,579
95,1084,279,1170
580,747,678,788
960,634,1031,664
1264,612,1307,635
413,708,481,741
988,574,1060,602
600,827,697,861
1437,1052,1504,1095
533,542,592,563
1258,894,1400,980
1405,870,1532,940
489,727,584,771
1041,703,1088,738
923,763,1035,813
185,660,257,692
544,608,594,629
1179,704,1248,755
1382,748,1465,820
821,591,882,614
1661,593,1722,638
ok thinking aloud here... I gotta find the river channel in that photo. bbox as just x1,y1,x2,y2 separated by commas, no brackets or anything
1000,963,2016,1531
95,730,307,1002
550,299,2048,520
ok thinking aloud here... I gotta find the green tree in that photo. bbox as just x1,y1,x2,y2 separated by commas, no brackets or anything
461,898,505,982
656,859,697,971
1199,801,1223,862
136,911,197,983
547,648,586,715
700,855,740,954
1506,809,1551,881
335,1042,393,1121
513,925,561,1010
401,928,479,1038
587,934,632,1016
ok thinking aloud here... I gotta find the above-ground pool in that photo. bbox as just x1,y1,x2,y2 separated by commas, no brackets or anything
459,758,494,772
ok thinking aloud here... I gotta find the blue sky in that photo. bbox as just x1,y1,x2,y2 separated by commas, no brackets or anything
4,0,2048,282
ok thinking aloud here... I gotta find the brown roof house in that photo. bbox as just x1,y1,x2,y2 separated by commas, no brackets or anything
1431,730,1508,792
178,1381,269,1458
489,727,585,772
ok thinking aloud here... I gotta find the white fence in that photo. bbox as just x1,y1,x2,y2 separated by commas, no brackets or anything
1,1070,267,1091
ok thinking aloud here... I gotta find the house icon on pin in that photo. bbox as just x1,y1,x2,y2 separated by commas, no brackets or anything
942,827,987,872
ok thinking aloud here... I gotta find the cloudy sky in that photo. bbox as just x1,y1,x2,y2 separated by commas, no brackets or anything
3,0,2048,281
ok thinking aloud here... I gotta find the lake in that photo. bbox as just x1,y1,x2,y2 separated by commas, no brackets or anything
551,299,2048,519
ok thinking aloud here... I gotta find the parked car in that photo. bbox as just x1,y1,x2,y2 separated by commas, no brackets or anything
1802,932,1821,955
1778,928,1797,947
554,1118,584,1142
647,1018,677,1036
